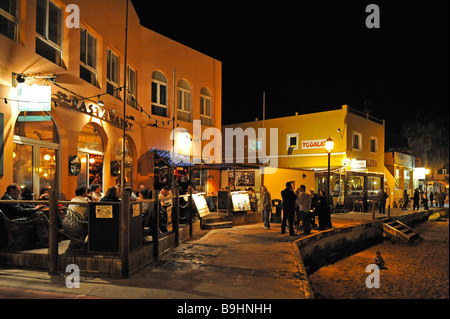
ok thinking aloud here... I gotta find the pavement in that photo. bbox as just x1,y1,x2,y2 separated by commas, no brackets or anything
0,204,448,301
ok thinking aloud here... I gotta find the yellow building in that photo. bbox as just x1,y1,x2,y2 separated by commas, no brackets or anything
223,105,394,209
384,151,415,206
0,0,222,199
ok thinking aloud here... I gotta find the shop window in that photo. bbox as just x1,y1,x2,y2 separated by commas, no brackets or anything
80,27,97,86
116,137,133,188
370,137,378,153
77,124,104,188
200,87,212,127
127,65,137,109
395,168,400,189
0,0,18,41
36,0,62,66
347,175,364,195
13,112,60,196
286,133,298,150
107,49,120,99
177,79,191,122
352,132,362,151
367,176,381,195
151,71,168,117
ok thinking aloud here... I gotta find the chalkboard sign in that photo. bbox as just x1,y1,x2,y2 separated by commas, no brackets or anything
88,202,120,253
217,191,228,210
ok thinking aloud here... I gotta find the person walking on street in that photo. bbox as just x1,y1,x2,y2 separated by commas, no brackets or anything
421,191,428,210
260,186,272,230
362,190,369,212
377,188,389,214
429,192,434,207
317,189,332,230
413,189,420,210
402,189,409,210
296,185,312,235
437,190,446,208
310,189,318,229
281,182,297,236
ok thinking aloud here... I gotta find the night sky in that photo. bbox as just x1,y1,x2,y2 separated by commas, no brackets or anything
131,0,449,149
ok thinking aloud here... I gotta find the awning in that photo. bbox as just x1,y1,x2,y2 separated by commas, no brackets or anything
150,148,194,167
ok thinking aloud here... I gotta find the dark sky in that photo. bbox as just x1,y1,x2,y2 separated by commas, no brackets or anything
131,0,449,149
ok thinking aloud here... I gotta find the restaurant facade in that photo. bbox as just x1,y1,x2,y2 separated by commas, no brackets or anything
0,0,222,200
223,105,394,210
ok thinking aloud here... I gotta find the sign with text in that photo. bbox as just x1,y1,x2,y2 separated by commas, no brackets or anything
302,139,326,149
18,85,52,111
350,160,367,171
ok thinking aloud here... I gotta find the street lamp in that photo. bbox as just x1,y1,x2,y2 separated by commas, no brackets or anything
325,136,334,204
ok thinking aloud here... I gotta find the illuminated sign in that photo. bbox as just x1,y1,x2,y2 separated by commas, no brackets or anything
414,167,426,179
350,160,366,171
302,139,326,149
52,91,133,130
18,85,52,111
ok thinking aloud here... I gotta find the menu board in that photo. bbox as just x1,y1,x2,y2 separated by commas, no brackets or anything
192,193,211,218
231,192,251,212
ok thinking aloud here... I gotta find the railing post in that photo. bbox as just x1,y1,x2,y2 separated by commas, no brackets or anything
152,189,160,259
388,205,391,217
188,188,193,237
120,190,130,278
173,187,180,246
48,190,58,274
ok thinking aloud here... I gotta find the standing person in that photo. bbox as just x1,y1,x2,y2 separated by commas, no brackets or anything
362,190,369,212
437,190,446,208
429,191,434,207
413,189,420,210
296,185,312,235
377,188,389,214
260,186,272,230
421,191,428,210
281,182,297,236
310,189,318,229
402,189,409,210
317,189,332,230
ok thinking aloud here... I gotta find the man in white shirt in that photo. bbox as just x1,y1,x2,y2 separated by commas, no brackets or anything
296,185,312,235
64,186,90,253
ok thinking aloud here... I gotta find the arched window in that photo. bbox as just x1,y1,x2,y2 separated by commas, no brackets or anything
77,123,104,188
151,71,168,117
200,87,212,126
13,111,60,196
177,79,191,122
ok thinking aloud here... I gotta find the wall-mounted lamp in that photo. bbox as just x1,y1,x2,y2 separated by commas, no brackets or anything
97,95,104,106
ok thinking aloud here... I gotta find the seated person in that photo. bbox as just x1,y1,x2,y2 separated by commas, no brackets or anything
0,184,48,248
100,186,120,202
138,188,153,235
158,186,172,233
64,186,90,253
90,184,104,201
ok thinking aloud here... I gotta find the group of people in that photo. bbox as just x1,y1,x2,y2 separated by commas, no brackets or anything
0,184,50,249
272,182,332,236
402,189,447,210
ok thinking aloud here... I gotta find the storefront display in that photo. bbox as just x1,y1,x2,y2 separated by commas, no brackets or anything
231,191,251,212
